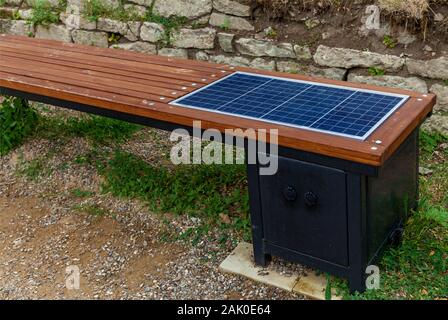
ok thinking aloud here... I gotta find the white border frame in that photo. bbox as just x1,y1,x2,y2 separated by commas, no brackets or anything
170,71,410,141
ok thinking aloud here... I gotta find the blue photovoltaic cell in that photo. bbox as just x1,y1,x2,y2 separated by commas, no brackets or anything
171,72,409,140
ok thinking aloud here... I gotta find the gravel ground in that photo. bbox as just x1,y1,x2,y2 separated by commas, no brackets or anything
0,110,305,300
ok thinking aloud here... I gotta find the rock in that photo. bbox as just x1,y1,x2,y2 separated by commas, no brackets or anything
218,33,234,53
124,4,147,18
422,115,448,136
276,61,347,81
153,0,213,20
209,55,251,67
407,57,448,80
97,18,128,35
424,45,433,52
18,9,33,20
4,0,23,5
0,19,33,36
195,51,209,61
158,48,189,59
125,21,141,41
72,30,108,48
314,45,404,71
100,0,121,8
66,0,84,11
112,42,157,54
293,45,312,60
140,22,165,43
127,0,153,5
250,58,276,71
419,167,433,176
276,61,300,73
347,74,428,93
213,0,251,17
25,0,59,6
209,13,254,31
397,31,416,47
430,84,448,113
171,28,216,49
192,15,211,25
65,3,81,15
209,55,274,71
35,24,72,43
235,38,295,58
60,13,96,31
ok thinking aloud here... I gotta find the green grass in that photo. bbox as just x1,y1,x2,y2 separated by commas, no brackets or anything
0,97,38,156
336,201,448,300
27,0,62,27
420,130,447,155
333,130,448,300
220,17,231,31
143,8,188,45
368,67,386,76
71,188,95,198
99,151,248,215
35,112,142,145
265,27,278,39
18,157,47,181
82,0,141,22
96,150,251,239
382,35,396,48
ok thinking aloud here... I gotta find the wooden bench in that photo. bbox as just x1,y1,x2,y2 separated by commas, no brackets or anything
0,34,436,293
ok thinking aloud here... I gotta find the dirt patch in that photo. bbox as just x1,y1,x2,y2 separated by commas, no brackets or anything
0,195,184,299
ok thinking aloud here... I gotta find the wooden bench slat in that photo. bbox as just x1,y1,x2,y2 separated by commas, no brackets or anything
0,56,187,99
0,48,199,88
0,70,170,114
0,42,217,84
0,65,175,102
2,34,229,74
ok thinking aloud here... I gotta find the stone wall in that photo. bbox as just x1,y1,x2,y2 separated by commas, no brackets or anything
0,0,447,134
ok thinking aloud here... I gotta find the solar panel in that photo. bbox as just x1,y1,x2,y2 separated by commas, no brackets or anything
170,72,409,140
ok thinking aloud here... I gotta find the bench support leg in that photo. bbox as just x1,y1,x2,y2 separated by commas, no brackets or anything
246,161,271,267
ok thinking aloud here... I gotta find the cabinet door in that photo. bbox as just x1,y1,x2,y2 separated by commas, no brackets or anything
259,157,348,266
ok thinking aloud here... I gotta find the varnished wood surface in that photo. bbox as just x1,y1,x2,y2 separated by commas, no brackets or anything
0,34,436,166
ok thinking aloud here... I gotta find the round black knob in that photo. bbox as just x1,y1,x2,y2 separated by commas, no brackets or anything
304,192,318,208
283,186,297,202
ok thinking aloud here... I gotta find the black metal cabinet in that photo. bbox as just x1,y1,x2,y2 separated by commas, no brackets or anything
247,130,420,293
259,159,348,266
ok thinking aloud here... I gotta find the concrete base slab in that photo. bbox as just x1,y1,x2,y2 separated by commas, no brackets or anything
219,242,342,300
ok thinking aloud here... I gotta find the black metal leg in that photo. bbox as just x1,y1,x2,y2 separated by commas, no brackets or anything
414,129,420,211
347,173,367,293
246,159,271,267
